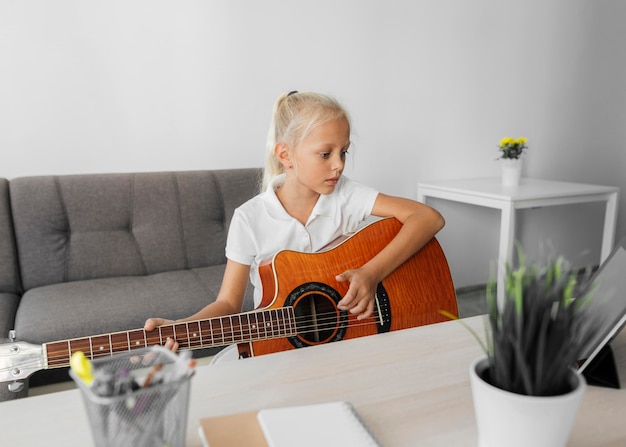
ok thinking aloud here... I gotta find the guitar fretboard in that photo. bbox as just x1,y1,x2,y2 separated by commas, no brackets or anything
43,307,296,368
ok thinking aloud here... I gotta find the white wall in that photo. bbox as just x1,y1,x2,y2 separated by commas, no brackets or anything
1,0,624,288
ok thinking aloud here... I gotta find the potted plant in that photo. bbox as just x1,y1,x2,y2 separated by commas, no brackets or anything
498,137,528,186
451,247,599,447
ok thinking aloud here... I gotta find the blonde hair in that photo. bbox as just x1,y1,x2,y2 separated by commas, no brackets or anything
261,91,350,192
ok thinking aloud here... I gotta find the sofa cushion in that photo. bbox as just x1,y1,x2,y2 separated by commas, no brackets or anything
13,265,256,345
0,178,22,338
0,293,20,340
0,179,21,294
10,169,261,291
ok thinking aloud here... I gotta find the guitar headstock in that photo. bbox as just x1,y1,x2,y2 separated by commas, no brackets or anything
0,338,45,384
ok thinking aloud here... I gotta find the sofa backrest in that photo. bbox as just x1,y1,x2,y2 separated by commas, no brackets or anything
0,178,21,295
10,169,261,291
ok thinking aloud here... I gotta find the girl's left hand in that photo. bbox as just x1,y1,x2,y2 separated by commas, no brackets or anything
335,269,377,319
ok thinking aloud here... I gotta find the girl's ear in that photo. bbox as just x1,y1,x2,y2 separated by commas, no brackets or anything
275,143,293,169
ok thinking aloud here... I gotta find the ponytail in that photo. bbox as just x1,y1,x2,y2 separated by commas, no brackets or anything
262,91,291,192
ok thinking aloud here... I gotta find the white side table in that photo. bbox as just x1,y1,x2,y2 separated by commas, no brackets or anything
417,177,620,305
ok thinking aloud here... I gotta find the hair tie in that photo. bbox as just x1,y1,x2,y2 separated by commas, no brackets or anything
287,90,298,96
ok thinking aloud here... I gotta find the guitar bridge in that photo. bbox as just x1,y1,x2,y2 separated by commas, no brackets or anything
374,282,392,333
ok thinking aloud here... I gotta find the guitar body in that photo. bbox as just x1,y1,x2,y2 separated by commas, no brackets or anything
239,217,458,357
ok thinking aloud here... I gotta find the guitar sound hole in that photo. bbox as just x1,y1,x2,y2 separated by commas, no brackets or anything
285,282,348,349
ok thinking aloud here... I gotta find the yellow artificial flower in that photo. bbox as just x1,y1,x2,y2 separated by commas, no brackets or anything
499,137,515,147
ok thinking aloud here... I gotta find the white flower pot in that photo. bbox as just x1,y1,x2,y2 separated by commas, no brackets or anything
469,357,586,447
501,158,523,186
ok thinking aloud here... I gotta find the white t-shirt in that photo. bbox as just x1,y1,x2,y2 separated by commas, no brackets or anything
226,174,379,307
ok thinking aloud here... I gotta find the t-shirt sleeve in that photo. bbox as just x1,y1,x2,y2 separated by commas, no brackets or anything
342,177,379,222
225,208,256,266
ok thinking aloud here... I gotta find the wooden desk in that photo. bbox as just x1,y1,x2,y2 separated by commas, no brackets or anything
1,317,626,446
417,177,620,304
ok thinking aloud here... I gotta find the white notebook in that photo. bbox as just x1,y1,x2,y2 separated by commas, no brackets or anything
257,401,381,447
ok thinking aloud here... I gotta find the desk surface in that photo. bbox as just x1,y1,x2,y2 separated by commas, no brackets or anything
418,177,619,203
2,316,626,446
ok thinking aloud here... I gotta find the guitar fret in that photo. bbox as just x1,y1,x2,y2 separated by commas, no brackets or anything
226,316,233,344
285,307,294,335
159,325,175,346
231,315,238,343
232,315,241,343
243,314,249,343
234,315,239,343
266,310,273,338
271,309,279,338
89,335,107,358
199,320,211,348
44,341,70,368
246,313,252,342
278,308,285,336
259,311,267,339
219,318,225,345
127,329,146,350
251,314,257,342
69,338,90,361
188,321,201,349
252,313,258,341
277,309,283,337
245,314,251,342
286,308,295,336
174,323,190,350
223,316,231,344
280,308,287,337
276,309,283,337
111,333,128,354
195,320,202,347
144,329,160,347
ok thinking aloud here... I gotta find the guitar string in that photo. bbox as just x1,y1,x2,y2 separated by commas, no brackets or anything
2,312,383,372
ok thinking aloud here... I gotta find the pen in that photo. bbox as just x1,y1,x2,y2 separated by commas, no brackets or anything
143,363,164,388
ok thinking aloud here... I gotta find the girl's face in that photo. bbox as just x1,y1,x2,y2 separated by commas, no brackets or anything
288,117,350,196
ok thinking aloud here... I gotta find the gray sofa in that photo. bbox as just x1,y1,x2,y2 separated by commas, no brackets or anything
0,168,261,398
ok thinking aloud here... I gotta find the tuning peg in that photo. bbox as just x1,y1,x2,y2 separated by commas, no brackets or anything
8,381,24,393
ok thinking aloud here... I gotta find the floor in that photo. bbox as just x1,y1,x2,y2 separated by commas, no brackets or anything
456,284,489,319
26,285,488,398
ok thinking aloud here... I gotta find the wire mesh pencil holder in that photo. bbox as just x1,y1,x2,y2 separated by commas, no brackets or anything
70,346,194,447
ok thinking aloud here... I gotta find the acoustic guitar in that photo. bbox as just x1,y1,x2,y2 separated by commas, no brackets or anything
0,217,457,387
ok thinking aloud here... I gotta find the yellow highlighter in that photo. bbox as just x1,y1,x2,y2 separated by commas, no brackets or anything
70,351,94,386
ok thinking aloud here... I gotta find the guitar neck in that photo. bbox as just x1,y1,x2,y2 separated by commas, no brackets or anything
43,307,297,369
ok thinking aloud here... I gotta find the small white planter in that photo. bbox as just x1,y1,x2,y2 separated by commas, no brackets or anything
469,357,586,447
500,158,523,186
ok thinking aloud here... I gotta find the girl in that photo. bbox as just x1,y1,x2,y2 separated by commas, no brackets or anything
144,91,445,357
